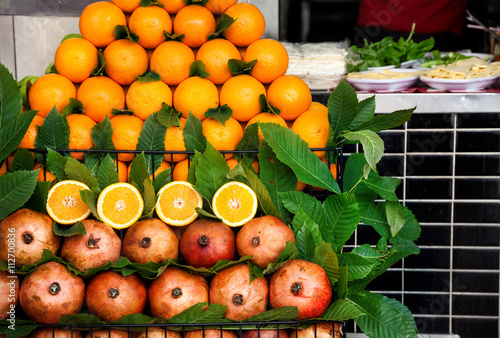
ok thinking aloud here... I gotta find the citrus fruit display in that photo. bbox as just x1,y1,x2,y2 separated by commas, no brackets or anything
155,181,203,226
96,182,144,229
212,181,258,227
46,180,91,224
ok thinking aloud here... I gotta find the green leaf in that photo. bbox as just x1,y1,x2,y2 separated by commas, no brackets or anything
280,190,326,229
24,181,51,214
16,249,81,275
235,123,259,158
80,188,100,220
46,148,69,182
164,302,226,324
355,108,415,133
323,192,360,253
157,103,181,129
0,170,38,221
208,14,236,40
17,75,38,110
59,314,106,325
0,109,37,163
259,94,281,115
194,143,228,202
152,168,172,195
0,62,22,129
65,157,99,190
140,178,156,219
60,33,83,42
228,59,257,76
243,165,284,221
343,130,384,171
260,123,340,194
137,113,167,175
293,207,322,261
338,252,376,281
91,116,115,150
34,107,70,163
110,256,171,280
349,95,375,130
114,24,139,43
140,0,165,7
313,242,340,286
62,98,83,116
189,60,210,78
164,30,185,42
128,153,150,193
11,148,34,171
0,319,37,338
204,104,233,126
111,313,158,325
327,80,358,143
45,62,57,74
53,221,86,237
137,71,162,82
362,175,400,202
391,206,421,244
92,48,106,76
385,201,406,237
245,307,299,322
187,152,202,185
337,266,349,300
322,299,365,321
349,291,419,338
261,241,299,275
360,203,391,238
97,154,120,190
184,112,207,152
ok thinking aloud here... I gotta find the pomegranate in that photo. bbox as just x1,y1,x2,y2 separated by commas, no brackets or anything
290,323,341,338
242,330,289,338
30,328,82,338
185,330,237,338
137,328,181,338
236,215,295,269
179,219,236,268
269,259,332,320
85,270,147,321
85,330,130,338
61,219,121,272
149,266,209,319
19,261,85,324
209,263,268,321
0,208,60,268
122,218,179,264
0,270,18,320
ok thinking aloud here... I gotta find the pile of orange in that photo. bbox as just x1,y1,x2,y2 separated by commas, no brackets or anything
21,0,336,187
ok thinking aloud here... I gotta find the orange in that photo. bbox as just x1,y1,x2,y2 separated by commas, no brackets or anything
173,77,219,121
158,0,186,14
0,155,14,177
243,39,289,84
291,109,330,158
223,3,265,47
309,101,328,112
96,182,144,229
104,39,149,85
246,112,288,143
129,6,172,49
173,5,216,48
225,157,259,173
28,74,76,118
54,38,99,83
117,160,128,182
155,181,202,226
110,0,141,13
267,75,312,121
201,117,243,159
34,163,57,182
205,0,237,15
196,39,241,85
78,76,125,123
110,114,144,162
219,75,265,122
150,41,195,86
164,117,188,163
46,180,91,224
79,2,127,48
19,114,44,150
212,181,258,227
126,79,173,121
172,158,190,181
66,114,96,160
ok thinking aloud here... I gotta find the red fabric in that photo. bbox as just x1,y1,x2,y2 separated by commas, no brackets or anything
357,0,469,36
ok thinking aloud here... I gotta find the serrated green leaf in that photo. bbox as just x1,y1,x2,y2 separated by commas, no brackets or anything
141,178,156,219
280,190,326,229
228,59,257,76
11,148,34,171
337,265,349,300
46,148,69,181
259,94,281,115
16,249,81,275
360,203,391,238
137,71,162,82
152,168,172,194
391,206,421,244
355,108,415,133
323,192,360,253
53,221,86,237
137,113,167,175
362,176,400,202
111,313,158,325
248,262,264,281
343,130,384,171
338,252,376,281
114,25,139,42
189,60,210,78
0,319,37,338
328,80,359,143
34,107,70,163
293,207,322,261
204,104,232,126
208,14,236,40
260,123,340,193
24,180,51,214
322,299,365,321
245,307,299,322
157,103,181,128
235,123,259,159
184,112,207,152
91,116,115,150
164,302,226,324
194,143,228,202
187,152,201,185
243,165,284,221
128,153,150,193
97,154,119,190
110,256,172,280
313,242,340,286
80,188,100,220
0,170,38,221
350,291,419,338
0,62,23,129
0,110,37,163
385,201,405,237
62,98,83,116
349,95,375,130
64,157,98,189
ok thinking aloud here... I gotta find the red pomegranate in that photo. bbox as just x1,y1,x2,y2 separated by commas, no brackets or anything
179,219,236,268
243,330,289,338
185,330,237,338
0,208,60,268
19,261,85,324
85,330,130,338
0,271,18,320
85,270,147,321
61,219,121,272
30,328,83,338
210,263,268,321
149,266,209,319
236,215,295,269
121,218,179,264
290,323,341,338
269,259,332,320
137,328,182,338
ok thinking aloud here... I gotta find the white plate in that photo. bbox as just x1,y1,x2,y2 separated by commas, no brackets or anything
346,69,421,92
367,59,417,71
413,52,495,69
419,74,500,92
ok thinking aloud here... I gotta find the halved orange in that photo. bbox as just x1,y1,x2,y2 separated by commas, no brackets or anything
46,180,91,224
212,181,258,227
155,181,202,226
97,182,144,229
